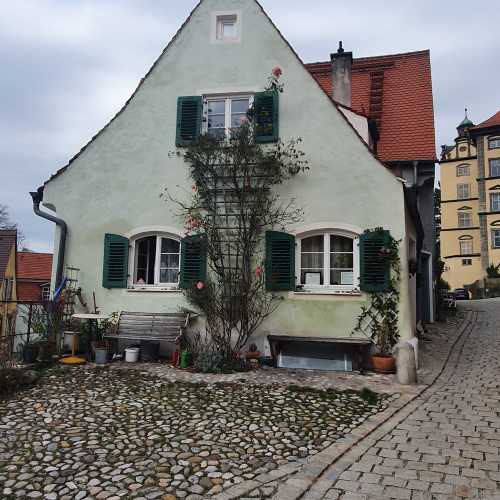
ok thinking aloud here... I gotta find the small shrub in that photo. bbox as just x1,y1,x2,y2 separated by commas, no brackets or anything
0,368,38,397
194,351,225,373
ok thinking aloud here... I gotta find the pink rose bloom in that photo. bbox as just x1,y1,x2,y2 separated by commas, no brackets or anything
192,185,197,191
255,266,263,277
240,116,248,124
272,66,282,78
196,281,205,290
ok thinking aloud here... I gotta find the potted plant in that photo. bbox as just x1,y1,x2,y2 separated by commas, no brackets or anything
369,307,400,373
21,341,39,364
90,312,118,365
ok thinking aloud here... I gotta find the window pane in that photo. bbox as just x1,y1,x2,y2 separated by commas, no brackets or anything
301,253,323,269
331,269,354,285
493,230,500,248
331,235,353,252
221,20,236,38
489,138,500,149
207,100,225,114
208,114,225,129
301,235,324,252
161,238,179,253
330,253,354,268
491,193,500,211
490,159,500,177
160,269,178,283
231,99,249,114
301,270,323,285
161,254,179,268
231,114,247,128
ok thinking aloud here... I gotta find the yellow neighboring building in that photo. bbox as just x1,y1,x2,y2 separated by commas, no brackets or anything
0,229,17,338
440,110,500,289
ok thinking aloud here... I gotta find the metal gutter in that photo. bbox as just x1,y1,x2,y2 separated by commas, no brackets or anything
30,187,67,289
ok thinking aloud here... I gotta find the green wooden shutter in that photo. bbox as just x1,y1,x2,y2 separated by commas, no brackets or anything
176,96,202,146
103,234,129,289
179,234,207,289
254,91,279,143
265,231,295,291
359,230,391,292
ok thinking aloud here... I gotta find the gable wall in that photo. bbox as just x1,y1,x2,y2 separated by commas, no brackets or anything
42,0,412,344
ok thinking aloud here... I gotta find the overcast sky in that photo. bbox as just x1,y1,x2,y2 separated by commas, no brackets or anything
2,0,499,252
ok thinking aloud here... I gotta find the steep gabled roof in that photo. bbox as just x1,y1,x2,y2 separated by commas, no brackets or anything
42,0,397,189
305,50,437,163
472,110,500,132
16,252,53,280
0,229,16,281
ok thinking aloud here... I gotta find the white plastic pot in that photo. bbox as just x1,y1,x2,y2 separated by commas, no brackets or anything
125,347,140,363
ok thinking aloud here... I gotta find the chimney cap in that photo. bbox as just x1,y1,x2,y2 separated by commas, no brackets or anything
337,41,344,54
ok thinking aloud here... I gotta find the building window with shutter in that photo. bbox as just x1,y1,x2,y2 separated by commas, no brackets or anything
130,233,181,288
457,183,470,199
458,211,472,228
490,192,500,212
204,96,252,139
297,231,359,291
459,239,473,255
492,229,500,248
456,164,470,177
488,137,500,150
490,158,500,177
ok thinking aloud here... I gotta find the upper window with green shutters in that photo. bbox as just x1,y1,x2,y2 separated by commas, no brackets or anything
204,95,252,139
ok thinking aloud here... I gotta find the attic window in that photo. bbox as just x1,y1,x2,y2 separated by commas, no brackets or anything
216,14,239,42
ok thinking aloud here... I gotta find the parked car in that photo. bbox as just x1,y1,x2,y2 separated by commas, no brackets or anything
453,288,469,300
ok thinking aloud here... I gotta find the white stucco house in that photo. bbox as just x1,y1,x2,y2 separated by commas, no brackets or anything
32,0,432,370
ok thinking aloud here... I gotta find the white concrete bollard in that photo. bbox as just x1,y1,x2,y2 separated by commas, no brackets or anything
396,342,417,385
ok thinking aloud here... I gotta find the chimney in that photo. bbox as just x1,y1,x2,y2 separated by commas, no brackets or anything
331,41,353,108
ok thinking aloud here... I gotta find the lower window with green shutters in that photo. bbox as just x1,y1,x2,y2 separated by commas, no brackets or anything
265,231,295,291
103,234,129,289
179,235,207,289
359,229,391,292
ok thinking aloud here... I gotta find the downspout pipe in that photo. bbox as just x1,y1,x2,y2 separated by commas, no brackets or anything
30,187,67,289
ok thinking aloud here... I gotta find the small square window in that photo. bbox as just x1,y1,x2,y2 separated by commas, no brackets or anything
462,259,472,266
216,14,238,40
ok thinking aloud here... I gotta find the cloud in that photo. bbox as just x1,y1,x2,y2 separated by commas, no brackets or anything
1,0,499,252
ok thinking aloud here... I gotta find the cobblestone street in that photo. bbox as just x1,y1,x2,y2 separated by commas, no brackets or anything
314,299,500,500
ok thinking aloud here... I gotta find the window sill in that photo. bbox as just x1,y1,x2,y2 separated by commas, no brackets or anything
127,286,181,293
293,288,362,297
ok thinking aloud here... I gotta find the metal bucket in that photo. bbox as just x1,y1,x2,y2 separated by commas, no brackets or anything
94,347,108,365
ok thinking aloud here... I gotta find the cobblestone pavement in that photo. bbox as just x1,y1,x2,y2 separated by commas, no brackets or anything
315,299,500,500
0,365,393,499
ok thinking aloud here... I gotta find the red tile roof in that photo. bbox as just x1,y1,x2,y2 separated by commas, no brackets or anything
305,50,436,163
17,282,48,303
16,252,52,302
0,229,16,281
472,110,500,131
16,252,52,280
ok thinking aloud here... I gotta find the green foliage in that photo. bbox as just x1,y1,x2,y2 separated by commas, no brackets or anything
353,228,401,355
193,351,225,373
0,369,37,398
486,263,500,278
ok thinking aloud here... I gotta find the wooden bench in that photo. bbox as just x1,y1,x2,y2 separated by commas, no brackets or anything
267,335,372,374
104,311,190,350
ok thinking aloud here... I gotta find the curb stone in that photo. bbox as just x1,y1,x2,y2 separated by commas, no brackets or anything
213,310,475,500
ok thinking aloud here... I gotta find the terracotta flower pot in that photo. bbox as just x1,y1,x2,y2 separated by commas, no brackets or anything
371,354,395,374
245,351,261,360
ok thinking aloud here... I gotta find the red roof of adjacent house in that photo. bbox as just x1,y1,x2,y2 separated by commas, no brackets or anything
0,229,16,281
16,252,52,280
472,110,500,131
16,252,52,302
305,50,436,163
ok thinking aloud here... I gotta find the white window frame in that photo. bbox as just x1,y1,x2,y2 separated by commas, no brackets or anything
41,285,50,301
211,10,242,44
458,211,472,228
459,240,473,255
462,258,472,266
491,192,500,212
456,164,470,177
492,229,500,249
203,94,253,138
490,159,500,177
295,230,360,293
488,137,500,150
457,183,470,200
128,231,182,290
